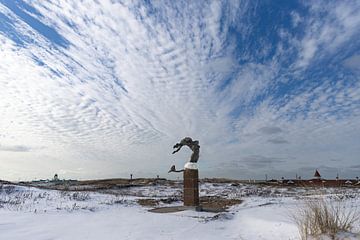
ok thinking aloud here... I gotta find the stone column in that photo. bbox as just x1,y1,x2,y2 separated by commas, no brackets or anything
183,163,199,206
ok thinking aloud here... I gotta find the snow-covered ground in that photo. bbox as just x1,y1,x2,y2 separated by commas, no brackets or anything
1,183,359,240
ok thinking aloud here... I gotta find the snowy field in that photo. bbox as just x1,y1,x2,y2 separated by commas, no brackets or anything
1,182,360,240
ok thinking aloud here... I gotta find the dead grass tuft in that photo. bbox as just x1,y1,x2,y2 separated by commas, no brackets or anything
291,196,360,239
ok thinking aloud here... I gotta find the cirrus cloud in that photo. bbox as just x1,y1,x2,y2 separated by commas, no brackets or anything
0,0,359,180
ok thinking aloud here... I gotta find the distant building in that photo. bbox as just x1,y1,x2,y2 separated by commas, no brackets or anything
266,169,360,187
53,174,59,181
345,180,353,185
313,169,321,179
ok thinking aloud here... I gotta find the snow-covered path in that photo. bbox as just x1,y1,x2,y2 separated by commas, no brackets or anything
0,200,299,240
1,184,360,239
0,207,227,240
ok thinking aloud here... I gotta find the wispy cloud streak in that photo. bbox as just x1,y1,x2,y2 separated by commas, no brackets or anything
0,0,359,180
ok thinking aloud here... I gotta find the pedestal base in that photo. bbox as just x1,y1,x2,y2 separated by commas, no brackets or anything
183,168,199,206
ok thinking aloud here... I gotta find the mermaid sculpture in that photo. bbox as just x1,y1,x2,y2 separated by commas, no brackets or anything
168,137,200,173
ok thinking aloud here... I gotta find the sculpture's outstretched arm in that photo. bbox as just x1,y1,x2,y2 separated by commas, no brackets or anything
172,144,183,154
168,165,184,173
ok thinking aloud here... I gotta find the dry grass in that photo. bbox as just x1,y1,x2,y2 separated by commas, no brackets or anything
137,196,243,212
137,198,160,207
137,197,180,207
291,196,360,239
200,196,243,211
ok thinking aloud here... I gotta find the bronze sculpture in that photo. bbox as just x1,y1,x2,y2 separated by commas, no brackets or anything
168,137,200,173
168,165,183,173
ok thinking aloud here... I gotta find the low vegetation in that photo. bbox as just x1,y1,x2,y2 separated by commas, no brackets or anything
291,196,360,239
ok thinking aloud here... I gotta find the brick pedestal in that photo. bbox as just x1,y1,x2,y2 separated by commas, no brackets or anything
183,168,199,206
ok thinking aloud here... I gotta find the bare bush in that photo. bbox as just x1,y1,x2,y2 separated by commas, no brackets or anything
58,191,90,201
291,196,360,239
1,185,16,194
59,190,71,199
71,192,90,201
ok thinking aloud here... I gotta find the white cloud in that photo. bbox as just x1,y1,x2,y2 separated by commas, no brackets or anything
343,54,360,72
294,1,360,69
291,11,301,27
0,145,31,152
0,0,359,180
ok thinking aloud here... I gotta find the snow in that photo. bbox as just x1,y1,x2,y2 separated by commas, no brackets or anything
0,205,295,240
1,183,360,240
184,162,198,170
232,199,298,239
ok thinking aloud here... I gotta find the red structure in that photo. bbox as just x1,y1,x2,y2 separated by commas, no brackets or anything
267,169,360,187
314,169,321,178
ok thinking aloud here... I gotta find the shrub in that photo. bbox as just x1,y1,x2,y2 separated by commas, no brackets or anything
71,192,90,201
291,196,359,239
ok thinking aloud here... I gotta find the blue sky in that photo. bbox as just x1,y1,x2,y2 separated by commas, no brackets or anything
0,0,360,181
